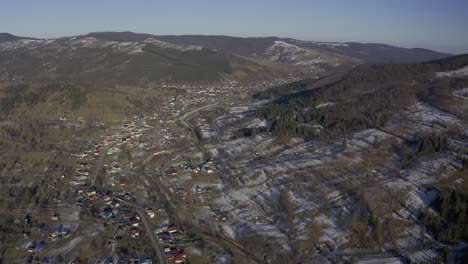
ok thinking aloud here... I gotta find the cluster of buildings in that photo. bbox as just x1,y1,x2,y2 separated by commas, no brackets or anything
162,159,217,177
153,223,188,263
15,78,303,263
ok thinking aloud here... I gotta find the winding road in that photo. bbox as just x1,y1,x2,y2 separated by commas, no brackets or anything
91,139,167,263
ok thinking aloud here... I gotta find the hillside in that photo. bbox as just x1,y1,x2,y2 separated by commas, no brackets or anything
0,33,37,43
0,32,456,125
0,31,467,263
99,32,450,63
0,32,451,87
0,35,304,86
90,32,449,63
253,54,468,139
205,54,468,262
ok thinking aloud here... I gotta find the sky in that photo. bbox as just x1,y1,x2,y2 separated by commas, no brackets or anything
1,0,467,54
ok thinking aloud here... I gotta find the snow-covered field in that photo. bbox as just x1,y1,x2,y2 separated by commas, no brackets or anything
436,66,468,78
264,40,349,69
198,98,467,258
453,87,468,101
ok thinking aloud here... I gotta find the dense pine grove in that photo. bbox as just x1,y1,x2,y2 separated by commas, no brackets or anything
420,189,468,243
253,87,402,140
246,58,468,141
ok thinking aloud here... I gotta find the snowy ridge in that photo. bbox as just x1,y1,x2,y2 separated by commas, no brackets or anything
264,40,349,68
315,42,349,47
316,102,336,109
143,38,203,51
435,66,468,78
292,39,350,47
0,36,203,54
0,39,47,51
265,41,325,65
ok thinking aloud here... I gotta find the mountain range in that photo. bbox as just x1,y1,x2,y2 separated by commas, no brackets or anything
0,32,451,85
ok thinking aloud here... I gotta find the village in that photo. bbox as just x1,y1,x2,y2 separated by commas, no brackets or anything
4,66,465,264
1,2,467,260
7,77,296,263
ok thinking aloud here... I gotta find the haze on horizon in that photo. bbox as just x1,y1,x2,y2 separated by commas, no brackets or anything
1,0,467,54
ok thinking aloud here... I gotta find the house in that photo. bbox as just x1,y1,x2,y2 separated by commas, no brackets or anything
175,188,188,199
165,167,178,176
140,256,153,264
27,242,37,252
154,223,169,234
130,228,140,238
22,231,30,239
166,249,187,261
34,241,46,252
195,185,212,194
102,207,114,218
157,232,172,242
50,225,71,238
212,209,227,221
88,192,100,200
167,225,177,233
111,200,120,208
51,213,60,221
112,179,127,187
87,186,97,195
132,213,141,220
165,250,178,260
145,208,155,218
103,194,112,202
100,200,113,207
130,219,140,227
174,254,185,263
170,231,185,240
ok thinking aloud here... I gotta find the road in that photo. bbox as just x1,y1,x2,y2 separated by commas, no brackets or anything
91,102,257,263
177,103,219,129
120,200,167,264
91,144,111,186
137,207,167,264
91,139,167,263
135,102,265,264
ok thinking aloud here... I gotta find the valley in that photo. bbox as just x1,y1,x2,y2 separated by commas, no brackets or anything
0,32,467,264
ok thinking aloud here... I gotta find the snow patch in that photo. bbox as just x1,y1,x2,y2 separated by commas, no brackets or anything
316,102,336,109
144,38,203,51
436,66,468,78
265,41,328,67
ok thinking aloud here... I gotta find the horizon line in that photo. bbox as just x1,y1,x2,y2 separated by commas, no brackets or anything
1,31,462,55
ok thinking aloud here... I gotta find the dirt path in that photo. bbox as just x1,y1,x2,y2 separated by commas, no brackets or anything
120,200,167,264
47,236,84,256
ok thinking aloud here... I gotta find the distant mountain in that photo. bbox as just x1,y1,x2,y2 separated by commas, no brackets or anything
255,53,468,100
0,34,303,85
0,32,452,86
85,32,450,63
288,40,451,63
0,33,37,43
0,33,23,43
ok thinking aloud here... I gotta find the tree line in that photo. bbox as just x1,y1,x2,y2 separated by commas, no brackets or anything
420,188,468,243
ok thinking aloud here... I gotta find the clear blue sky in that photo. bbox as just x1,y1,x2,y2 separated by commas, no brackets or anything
1,0,467,53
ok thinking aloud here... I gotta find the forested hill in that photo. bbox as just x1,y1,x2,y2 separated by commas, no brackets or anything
0,32,451,86
250,54,468,140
